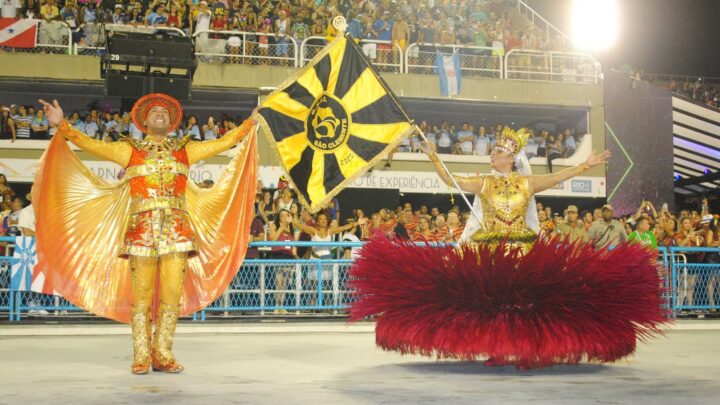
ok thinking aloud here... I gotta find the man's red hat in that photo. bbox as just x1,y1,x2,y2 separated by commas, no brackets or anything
130,93,183,134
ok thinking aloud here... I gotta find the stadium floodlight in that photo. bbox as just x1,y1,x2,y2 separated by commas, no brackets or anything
571,0,618,50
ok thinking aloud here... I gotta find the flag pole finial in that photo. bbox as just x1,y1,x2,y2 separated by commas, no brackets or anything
332,16,348,33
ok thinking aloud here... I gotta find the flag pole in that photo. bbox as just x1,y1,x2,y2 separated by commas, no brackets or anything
413,125,483,225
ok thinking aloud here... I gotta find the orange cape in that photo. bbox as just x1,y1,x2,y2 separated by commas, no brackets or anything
31,132,258,323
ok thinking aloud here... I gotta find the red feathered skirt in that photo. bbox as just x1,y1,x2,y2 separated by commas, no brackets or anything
348,236,668,369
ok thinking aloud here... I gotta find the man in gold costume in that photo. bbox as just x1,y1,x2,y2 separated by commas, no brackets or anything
36,95,258,374
421,127,610,252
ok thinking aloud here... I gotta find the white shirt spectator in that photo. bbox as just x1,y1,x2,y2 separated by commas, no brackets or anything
437,130,453,148
18,204,35,235
456,129,474,154
474,135,489,155
565,135,576,152
1,0,21,19
84,121,99,138
72,120,86,132
104,119,119,134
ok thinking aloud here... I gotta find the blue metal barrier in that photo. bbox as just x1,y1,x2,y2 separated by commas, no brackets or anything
2,235,718,321
669,247,720,316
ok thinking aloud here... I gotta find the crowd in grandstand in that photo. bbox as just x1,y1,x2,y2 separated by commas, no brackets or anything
666,79,720,109
1,102,583,173
249,184,719,253
1,0,569,59
632,71,720,110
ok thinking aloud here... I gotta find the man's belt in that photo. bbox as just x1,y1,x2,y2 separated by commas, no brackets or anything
130,196,187,214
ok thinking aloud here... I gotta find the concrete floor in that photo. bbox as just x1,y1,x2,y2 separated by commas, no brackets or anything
1,329,719,404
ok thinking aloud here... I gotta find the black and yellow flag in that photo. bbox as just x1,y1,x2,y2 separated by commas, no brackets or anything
256,34,414,213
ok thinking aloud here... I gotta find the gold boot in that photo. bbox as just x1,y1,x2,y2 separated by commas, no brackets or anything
130,309,152,375
151,304,184,373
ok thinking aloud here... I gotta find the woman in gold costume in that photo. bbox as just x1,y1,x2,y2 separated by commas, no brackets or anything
35,94,259,374
425,127,608,251
349,127,666,369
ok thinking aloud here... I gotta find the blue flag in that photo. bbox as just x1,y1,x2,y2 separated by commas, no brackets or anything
436,50,461,97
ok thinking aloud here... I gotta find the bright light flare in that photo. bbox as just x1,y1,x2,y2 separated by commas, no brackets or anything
571,0,618,50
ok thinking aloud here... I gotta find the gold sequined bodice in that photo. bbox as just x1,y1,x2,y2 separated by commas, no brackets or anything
125,136,191,214
470,172,537,246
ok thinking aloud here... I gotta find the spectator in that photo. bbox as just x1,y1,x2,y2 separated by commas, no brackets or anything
412,216,436,242
13,105,32,140
563,128,576,157
30,109,49,140
554,205,588,243
361,16,379,61
2,197,24,237
40,0,60,21
291,12,310,43
275,9,291,57
345,9,362,40
167,2,182,28
445,210,464,242
258,190,277,225
536,129,548,157
267,209,296,314
0,174,16,211
202,116,218,140
21,0,39,19
209,6,226,35
675,216,702,309
436,125,454,154
1,107,16,142
111,4,125,24
275,188,294,212
588,204,628,250
294,212,362,300
374,10,393,65
147,3,169,26
257,17,272,62
391,13,409,62
183,115,201,140
538,209,553,235
628,216,657,250
65,111,82,132
582,210,594,230
391,210,411,240
82,113,99,139
456,122,474,155
102,112,120,141
546,132,562,173
193,1,211,39
18,193,35,237
60,1,81,35
473,125,489,156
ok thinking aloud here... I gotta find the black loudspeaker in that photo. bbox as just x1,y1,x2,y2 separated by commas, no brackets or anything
105,75,192,100
101,31,196,100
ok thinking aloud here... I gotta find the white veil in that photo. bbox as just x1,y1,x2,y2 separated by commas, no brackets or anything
459,150,539,242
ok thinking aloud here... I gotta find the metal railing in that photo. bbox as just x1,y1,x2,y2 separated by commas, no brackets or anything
644,73,720,86
193,29,298,67
2,24,601,84
669,247,720,316
504,49,599,84
300,36,403,73
4,239,696,322
404,43,503,78
516,0,570,45
1,20,72,55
